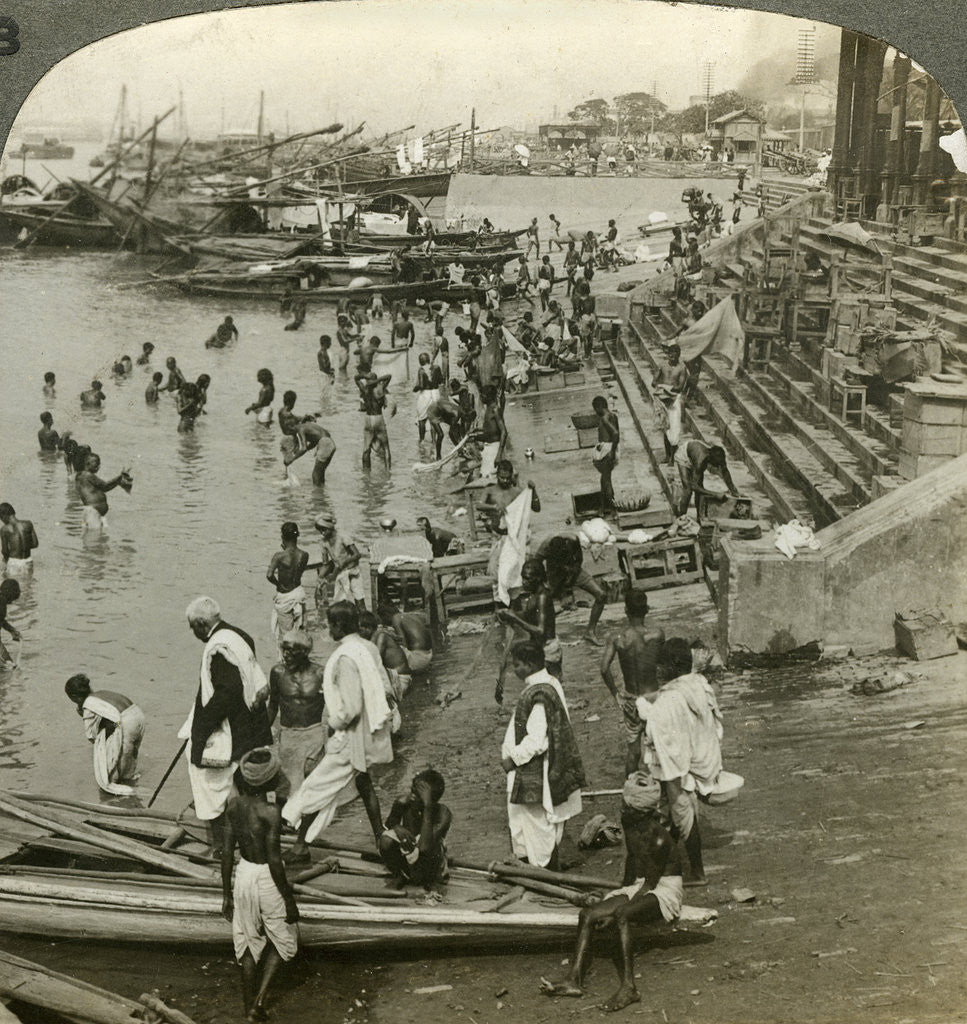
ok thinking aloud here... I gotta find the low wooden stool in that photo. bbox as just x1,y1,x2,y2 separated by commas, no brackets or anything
830,375,867,426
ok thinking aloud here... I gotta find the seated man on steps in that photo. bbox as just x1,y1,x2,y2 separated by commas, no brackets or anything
540,771,683,1012
378,768,452,891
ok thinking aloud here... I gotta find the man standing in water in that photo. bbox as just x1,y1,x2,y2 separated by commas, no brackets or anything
221,747,299,1022
356,371,392,469
38,412,60,451
282,602,394,863
0,580,22,667
161,357,186,393
75,454,131,532
266,522,309,655
80,379,106,408
64,673,145,796
599,588,665,776
268,630,326,800
181,596,273,856
0,503,39,575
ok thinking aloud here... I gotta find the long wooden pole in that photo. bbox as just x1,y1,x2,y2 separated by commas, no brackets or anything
0,792,209,880
148,739,189,807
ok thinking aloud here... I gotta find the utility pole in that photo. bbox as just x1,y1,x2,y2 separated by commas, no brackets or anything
469,108,476,171
256,90,265,146
702,60,715,136
794,26,817,152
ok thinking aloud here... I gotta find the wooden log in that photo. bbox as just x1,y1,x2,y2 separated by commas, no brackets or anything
9,792,180,823
496,874,594,906
160,827,188,851
484,885,526,913
139,992,198,1024
0,793,209,880
0,1001,21,1024
449,856,616,892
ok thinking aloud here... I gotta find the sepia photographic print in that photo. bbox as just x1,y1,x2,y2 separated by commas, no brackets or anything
0,1,965,1021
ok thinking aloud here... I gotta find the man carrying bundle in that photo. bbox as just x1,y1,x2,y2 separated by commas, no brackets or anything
222,747,299,1023
64,674,145,795
180,596,273,856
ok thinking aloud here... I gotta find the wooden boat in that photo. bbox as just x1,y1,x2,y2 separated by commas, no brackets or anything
155,269,479,303
0,793,580,953
336,226,527,249
399,249,522,274
0,949,197,1024
0,208,119,248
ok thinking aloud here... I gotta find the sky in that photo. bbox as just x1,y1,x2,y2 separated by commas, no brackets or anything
11,0,840,140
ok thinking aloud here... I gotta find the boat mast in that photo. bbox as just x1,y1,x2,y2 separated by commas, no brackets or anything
257,89,265,147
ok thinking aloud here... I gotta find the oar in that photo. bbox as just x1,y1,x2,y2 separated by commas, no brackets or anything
148,738,188,808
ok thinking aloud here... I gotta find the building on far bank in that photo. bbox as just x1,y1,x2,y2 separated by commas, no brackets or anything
708,108,765,161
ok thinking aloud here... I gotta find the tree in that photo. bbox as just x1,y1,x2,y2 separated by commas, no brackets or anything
668,90,767,135
566,98,616,134
613,92,666,137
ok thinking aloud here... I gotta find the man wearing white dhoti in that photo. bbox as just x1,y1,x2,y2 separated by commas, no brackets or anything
282,601,394,864
65,674,145,795
180,596,273,854
501,641,586,870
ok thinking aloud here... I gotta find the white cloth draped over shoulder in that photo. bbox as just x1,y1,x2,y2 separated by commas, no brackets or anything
490,486,533,606
178,627,269,821
637,672,723,796
282,634,394,843
81,695,145,796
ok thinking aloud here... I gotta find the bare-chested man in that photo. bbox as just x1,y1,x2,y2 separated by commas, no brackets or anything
221,747,299,1022
377,601,433,676
280,421,337,486
540,772,683,1011
38,412,60,451
537,533,608,647
378,769,452,890
266,522,309,654
0,579,22,666
356,371,392,469
495,558,555,705
599,588,665,776
358,610,411,703
75,454,131,532
161,357,186,393
267,630,326,799
79,379,105,408
478,460,541,535
653,343,688,464
0,504,39,576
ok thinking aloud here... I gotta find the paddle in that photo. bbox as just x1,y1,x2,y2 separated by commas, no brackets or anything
148,739,188,808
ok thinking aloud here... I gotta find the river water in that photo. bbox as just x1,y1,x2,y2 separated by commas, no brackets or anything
0,166,731,802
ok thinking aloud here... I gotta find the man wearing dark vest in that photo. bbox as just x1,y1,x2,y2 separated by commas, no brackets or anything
500,640,586,869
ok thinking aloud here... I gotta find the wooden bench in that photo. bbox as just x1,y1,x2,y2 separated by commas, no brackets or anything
617,536,704,591
829,375,867,426
431,551,495,617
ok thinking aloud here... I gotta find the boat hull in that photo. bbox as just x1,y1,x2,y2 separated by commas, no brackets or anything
164,277,479,304
0,209,119,248
0,877,576,953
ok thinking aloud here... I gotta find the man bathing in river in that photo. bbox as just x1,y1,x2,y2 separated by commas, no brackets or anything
38,412,59,451
280,420,336,486
599,588,665,776
65,673,145,796
540,772,683,1011
0,503,39,576
80,379,105,409
378,768,452,890
356,371,393,469
75,454,131,532
161,357,186,393
266,522,309,655
282,602,394,864
0,580,22,667
245,369,275,425
267,630,326,799
221,747,299,1023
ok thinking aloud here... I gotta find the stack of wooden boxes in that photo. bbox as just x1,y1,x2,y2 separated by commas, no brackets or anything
898,382,967,479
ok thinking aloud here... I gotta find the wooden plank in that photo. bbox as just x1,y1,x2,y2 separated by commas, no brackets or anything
0,793,210,880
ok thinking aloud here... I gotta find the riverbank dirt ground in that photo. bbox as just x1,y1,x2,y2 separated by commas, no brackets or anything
7,583,967,1024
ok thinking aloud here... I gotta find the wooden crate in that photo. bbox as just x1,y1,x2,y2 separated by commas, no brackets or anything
571,414,600,448
697,493,755,521
432,552,495,617
544,432,580,454
572,489,605,521
535,370,566,391
894,611,958,660
617,537,704,591
616,507,671,530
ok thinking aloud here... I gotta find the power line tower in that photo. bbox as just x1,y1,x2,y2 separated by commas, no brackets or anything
794,26,817,152
702,60,716,135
